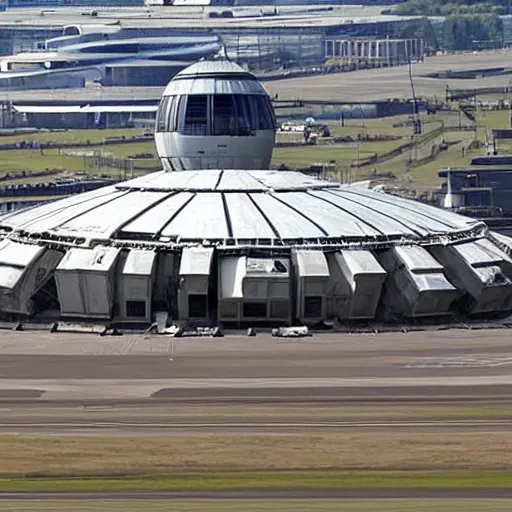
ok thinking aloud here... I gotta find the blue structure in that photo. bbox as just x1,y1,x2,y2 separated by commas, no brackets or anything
439,166,512,216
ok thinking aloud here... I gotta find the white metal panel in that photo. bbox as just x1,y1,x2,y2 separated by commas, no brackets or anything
124,171,222,191
395,246,444,272
116,171,167,190
347,188,479,231
0,185,119,231
164,79,266,96
329,190,438,236
120,170,334,193
0,266,24,289
473,265,507,285
21,190,127,234
81,105,158,113
121,192,193,235
490,231,512,251
225,193,275,239
455,241,504,266
171,60,249,78
0,241,44,291
56,191,168,237
248,170,336,191
57,246,119,273
123,250,156,276
179,247,213,276
217,171,269,191
13,105,83,114
340,250,385,276
162,193,228,240
220,256,246,299
0,240,43,267
176,171,223,190
252,194,325,239
310,190,416,236
295,250,329,277
410,272,456,292
276,192,380,237
173,0,212,5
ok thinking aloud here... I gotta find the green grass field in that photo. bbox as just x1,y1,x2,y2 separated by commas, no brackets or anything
0,128,148,146
0,470,511,492
0,107,508,190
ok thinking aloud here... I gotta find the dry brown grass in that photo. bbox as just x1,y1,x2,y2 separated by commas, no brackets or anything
0,433,511,476
1,500,512,512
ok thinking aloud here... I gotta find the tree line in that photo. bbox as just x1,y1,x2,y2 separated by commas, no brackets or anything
393,1,505,50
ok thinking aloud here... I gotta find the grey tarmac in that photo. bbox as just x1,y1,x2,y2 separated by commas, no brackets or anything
2,489,512,500
0,329,510,402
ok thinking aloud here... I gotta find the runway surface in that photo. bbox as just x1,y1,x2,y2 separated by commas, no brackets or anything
2,489,512,500
0,328,511,501
0,328,511,400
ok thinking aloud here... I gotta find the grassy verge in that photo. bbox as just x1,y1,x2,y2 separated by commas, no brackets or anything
0,108,509,189
0,470,511,492
0,128,148,146
3,403,512,424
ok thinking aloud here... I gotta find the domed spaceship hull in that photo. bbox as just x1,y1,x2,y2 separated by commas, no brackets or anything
1,58,512,326
154,60,276,171
0,169,511,325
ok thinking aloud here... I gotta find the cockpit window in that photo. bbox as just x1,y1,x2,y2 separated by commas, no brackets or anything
156,93,275,136
183,95,208,135
213,95,236,136
156,96,170,133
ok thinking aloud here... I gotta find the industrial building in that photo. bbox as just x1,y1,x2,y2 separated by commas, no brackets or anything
0,34,221,90
324,37,424,68
0,4,432,90
1,59,512,327
12,104,158,130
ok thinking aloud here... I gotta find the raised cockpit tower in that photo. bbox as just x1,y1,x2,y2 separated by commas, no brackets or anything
154,60,276,171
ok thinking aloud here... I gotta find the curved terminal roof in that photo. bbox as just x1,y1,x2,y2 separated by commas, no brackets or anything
0,170,485,249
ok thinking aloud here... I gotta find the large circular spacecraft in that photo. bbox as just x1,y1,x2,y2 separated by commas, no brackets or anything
0,59,512,327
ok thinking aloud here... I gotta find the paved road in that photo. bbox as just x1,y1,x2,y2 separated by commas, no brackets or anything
1,489,512,499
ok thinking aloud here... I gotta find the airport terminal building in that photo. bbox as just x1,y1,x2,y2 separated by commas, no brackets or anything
1,60,512,328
